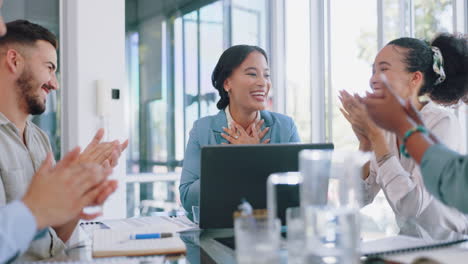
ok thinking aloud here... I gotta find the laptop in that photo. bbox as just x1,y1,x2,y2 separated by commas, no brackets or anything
199,143,334,229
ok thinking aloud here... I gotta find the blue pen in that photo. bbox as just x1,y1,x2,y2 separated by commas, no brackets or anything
129,232,173,240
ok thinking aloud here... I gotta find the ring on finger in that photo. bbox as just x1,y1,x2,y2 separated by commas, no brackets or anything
233,135,239,139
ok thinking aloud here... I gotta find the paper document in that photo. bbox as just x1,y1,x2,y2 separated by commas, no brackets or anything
27,256,164,264
102,215,196,232
93,227,186,258
169,215,200,231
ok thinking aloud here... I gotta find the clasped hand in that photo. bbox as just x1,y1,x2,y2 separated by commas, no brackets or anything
221,119,270,144
339,90,382,151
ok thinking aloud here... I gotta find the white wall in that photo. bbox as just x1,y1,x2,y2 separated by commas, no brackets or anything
60,0,127,219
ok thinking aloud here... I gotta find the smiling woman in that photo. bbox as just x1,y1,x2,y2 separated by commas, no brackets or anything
178,45,301,214
339,33,468,239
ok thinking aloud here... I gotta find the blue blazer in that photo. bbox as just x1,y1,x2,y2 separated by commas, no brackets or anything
179,109,301,213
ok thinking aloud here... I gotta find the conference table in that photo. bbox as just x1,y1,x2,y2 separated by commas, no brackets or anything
36,206,468,264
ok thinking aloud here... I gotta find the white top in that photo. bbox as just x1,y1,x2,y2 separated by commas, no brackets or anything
225,105,260,129
363,101,468,239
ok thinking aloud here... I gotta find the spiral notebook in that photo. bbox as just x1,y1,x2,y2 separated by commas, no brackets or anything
80,221,109,235
362,235,468,257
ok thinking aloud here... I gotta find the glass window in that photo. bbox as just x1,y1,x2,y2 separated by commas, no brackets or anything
174,18,184,162
414,0,453,39
126,16,175,217
199,3,223,118
174,2,224,150
382,0,403,44
182,10,201,148
285,0,311,142
231,0,268,47
126,0,268,217
127,32,141,174
329,0,378,150
381,0,454,44
230,0,270,107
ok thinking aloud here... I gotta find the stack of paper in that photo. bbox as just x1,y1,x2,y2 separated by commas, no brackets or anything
91,215,196,258
101,215,196,232
93,227,186,258
28,256,164,264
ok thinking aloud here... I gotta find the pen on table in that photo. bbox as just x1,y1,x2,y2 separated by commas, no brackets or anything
129,232,173,240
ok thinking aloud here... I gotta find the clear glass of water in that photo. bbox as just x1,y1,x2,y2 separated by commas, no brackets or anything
286,207,306,264
234,211,281,264
299,149,369,264
266,172,302,223
304,205,360,264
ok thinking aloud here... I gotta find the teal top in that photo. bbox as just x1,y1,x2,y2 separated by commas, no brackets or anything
421,144,468,213
179,110,301,213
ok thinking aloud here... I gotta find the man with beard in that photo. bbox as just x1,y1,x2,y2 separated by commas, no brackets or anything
0,18,128,261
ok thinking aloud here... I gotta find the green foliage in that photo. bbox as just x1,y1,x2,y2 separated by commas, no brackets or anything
356,0,452,64
414,0,452,40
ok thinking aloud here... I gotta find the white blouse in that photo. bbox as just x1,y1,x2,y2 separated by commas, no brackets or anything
225,105,260,129
363,101,468,238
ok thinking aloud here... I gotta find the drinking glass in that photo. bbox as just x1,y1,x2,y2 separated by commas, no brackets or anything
286,207,306,264
266,172,302,224
300,149,368,264
234,210,281,264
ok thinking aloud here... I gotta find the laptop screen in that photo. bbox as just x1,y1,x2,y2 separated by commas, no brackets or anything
199,143,334,229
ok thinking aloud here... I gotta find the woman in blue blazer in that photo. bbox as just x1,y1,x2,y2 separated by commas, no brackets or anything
179,45,301,213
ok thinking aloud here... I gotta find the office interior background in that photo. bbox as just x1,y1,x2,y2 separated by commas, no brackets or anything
3,0,467,230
